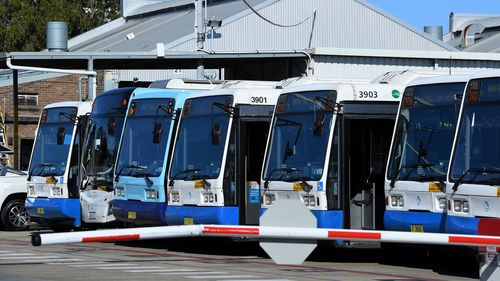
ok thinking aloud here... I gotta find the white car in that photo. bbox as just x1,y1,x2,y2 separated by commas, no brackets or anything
0,166,29,230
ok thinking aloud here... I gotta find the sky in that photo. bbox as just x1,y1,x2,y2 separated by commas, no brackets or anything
367,0,500,34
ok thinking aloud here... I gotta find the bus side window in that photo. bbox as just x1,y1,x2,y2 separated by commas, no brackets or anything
326,120,340,210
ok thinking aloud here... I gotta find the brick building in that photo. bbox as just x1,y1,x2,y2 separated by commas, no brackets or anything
0,71,104,170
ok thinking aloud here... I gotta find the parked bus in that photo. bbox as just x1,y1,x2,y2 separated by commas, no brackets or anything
112,81,218,226
79,88,135,225
166,81,280,225
260,80,406,231
25,101,91,231
447,70,500,236
385,75,469,233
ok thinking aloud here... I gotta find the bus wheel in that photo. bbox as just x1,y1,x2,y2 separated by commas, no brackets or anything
1,199,30,231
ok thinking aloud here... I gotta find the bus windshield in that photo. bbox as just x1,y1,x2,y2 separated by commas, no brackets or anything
29,107,77,177
263,91,336,182
115,98,174,178
387,82,465,182
82,94,129,182
450,78,500,184
169,95,233,180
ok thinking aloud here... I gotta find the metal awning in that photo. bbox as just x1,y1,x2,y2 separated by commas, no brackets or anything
0,50,310,70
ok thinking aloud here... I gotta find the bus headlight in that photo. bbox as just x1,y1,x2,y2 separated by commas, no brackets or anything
390,195,404,207
454,200,462,212
462,201,469,213
168,191,180,203
264,194,276,205
146,189,158,199
391,196,398,207
28,185,35,196
52,187,61,196
115,187,125,197
438,198,446,210
302,194,315,207
398,196,404,207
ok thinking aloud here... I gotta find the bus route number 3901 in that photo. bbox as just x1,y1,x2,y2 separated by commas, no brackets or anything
251,96,268,103
358,91,378,98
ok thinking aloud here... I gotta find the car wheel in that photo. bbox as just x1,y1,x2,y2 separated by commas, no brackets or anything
1,199,30,231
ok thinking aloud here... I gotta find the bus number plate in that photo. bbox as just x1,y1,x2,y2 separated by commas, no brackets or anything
37,207,44,215
411,225,424,232
128,211,136,220
184,217,194,225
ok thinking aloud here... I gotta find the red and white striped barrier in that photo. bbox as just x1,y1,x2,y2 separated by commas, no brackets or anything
32,224,500,248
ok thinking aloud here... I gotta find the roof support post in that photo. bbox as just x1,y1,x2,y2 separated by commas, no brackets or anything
87,58,96,101
12,70,19,169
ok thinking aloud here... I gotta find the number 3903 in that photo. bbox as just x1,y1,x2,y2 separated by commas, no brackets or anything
358,91,378,98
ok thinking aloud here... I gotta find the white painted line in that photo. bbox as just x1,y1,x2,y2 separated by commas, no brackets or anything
44,259,88,264
69,263,136,267
0,259,81,264
0,253,35,256
124,269,196,273
0,256,60,260
98,266,165,270
0,251,14,253
215,279,292,281
187,275,257,279
155,272,225,276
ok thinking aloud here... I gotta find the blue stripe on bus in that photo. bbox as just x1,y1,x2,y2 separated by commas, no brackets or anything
445,215,479,235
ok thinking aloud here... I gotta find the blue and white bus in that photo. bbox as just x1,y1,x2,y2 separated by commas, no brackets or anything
112,81,218,226
25,101,91,231
261,79,405,231
166,81,280,225
79,88,135,225
446,70,500,236
385,75,469,233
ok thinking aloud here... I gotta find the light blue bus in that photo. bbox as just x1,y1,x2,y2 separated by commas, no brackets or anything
112,81,217,226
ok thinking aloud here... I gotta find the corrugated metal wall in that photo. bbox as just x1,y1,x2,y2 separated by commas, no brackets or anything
314,55,500,80
114,69,222,82
170,0,451,52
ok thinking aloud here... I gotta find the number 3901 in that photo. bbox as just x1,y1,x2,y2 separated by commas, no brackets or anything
358,91,378,98
251,97,267,103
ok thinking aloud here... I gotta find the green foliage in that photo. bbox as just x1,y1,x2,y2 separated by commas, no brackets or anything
0,0,120,52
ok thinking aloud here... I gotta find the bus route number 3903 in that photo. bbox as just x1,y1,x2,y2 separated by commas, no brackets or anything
358,91,378,98
251,96,268,103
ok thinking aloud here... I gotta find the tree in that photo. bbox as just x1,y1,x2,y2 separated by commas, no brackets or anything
0,0,120,52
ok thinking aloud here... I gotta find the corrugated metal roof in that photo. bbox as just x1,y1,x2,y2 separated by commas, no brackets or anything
69,0,455,53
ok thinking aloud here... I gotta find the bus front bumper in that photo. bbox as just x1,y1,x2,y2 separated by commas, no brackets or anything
165,206,239,225
25,197,81,227
384,210,446,233
111,200,167,226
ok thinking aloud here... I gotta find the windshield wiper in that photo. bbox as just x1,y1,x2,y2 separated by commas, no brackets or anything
263,167,302,190
132,171,155,187
411,175,445,186
452,167,500,191
28,163,54,180
281,175,313,193
389,162,435,188
168,168,201,187
276,118,302,161
185,174,212,190
114,164,146,182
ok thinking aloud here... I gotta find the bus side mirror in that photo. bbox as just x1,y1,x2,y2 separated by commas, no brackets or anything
152,123,163,144
56,127,66,145
211,123,221,145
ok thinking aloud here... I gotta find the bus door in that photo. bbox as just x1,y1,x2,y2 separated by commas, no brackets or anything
236,105,273,225
341,103,397,230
